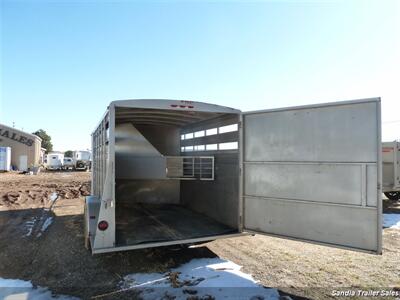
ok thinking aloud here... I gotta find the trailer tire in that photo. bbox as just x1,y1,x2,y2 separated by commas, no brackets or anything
384,191,400,201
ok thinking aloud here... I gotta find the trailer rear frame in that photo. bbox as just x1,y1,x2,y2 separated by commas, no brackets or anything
86,98,382,254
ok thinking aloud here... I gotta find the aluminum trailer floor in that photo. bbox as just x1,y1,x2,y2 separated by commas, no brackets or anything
116,203,237,246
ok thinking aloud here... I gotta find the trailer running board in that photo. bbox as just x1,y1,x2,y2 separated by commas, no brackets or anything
92,232,245,254
166,156,214,180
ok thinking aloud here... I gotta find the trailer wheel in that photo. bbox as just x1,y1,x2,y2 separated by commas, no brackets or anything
384,191,400,201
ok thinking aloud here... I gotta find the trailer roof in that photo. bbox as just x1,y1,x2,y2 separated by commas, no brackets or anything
111,99,241,114
93,99,240,133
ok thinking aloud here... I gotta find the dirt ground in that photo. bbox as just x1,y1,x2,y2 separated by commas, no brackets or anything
0,171,399,300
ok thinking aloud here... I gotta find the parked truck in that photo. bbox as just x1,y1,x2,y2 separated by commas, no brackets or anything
85,98,382,254
382,141,400,200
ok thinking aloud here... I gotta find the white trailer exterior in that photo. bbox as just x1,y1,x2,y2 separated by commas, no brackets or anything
46,153,64,170
85,98,382,254
63,157,74,170
382,141,400,200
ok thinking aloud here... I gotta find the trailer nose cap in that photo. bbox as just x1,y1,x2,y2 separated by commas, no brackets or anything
98,220,109,231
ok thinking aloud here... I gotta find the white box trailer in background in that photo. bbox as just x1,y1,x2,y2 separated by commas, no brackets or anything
46,153,64,170
382,141,400,200
0,147,11,171
85,98,382,255
63,157,75,170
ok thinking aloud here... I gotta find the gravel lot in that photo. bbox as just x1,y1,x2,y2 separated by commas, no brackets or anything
0,171,399,300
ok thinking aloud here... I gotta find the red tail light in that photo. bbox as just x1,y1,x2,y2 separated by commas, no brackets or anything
98,220,108,231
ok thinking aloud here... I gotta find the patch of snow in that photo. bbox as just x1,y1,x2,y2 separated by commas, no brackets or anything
37,217,53,237
26,228,33,237
50,192,58,201
25,215,54,238
383,213,400,229
0,278,32,288
0,277,79,300
120,258,282,300
24,217,37,237
41,217,53,232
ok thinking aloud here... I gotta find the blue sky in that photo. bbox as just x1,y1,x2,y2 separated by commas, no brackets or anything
1,0,399,151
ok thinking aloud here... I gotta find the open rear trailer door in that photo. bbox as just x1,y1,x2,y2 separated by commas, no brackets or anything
241,98,382,253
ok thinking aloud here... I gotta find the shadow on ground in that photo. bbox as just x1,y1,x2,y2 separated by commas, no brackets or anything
0,208,307,300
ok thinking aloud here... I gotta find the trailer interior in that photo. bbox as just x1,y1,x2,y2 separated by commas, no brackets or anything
114,106,240,247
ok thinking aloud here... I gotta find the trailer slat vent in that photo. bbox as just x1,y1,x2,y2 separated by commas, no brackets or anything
166,156,214,180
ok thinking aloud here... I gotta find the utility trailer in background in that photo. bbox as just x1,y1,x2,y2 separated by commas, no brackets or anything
382,141,400,200
85,98,382,255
